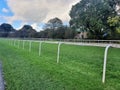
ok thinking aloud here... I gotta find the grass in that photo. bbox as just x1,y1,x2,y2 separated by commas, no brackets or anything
0,39,120,90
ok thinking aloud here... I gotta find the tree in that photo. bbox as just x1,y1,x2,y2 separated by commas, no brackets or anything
69,0,118,39
0,23,16,37
44,17,63,30
107,16,120,39
43,17,63,38
16,25,36,38
64,26,76,39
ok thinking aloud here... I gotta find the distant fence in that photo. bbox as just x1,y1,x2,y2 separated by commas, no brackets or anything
3,37,120,44
6,38,120,48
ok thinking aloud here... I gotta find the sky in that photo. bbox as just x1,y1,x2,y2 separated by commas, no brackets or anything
0,0,79,31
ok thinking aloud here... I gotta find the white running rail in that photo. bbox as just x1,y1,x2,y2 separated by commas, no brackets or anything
102,45,112,83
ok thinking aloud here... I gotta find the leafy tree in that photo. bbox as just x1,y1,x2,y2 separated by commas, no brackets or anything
69,0,118,39
0,23,16,37
43,17,63,38
107,16,120,39
16,25,36,38
44,17,63,30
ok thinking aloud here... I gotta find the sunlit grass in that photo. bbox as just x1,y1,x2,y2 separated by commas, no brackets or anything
0,39,120,90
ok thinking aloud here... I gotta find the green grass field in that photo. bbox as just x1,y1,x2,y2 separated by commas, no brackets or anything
0,39,120,90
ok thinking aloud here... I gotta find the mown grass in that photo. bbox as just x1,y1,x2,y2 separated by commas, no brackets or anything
0,39,120,90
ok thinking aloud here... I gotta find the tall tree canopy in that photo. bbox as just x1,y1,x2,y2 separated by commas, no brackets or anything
43,17,63,38
39,17,76,39
107,15,120,39
16,25,36,38
0,23,16,37
44,17,63,30
69,0,119,39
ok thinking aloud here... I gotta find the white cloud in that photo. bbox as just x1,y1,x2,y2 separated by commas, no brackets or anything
31,23,43,32
2,8,9,13
6,0,79,23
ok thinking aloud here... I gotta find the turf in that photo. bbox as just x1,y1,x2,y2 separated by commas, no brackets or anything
0,39,120,90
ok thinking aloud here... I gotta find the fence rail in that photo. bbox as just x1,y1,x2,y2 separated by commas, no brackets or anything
5,38,120,48
2,37,120,44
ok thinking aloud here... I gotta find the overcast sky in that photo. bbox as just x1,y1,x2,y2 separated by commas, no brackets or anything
0,0,79,31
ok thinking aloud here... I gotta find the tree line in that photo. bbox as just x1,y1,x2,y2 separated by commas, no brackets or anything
0,0,120,39
0,21,75,39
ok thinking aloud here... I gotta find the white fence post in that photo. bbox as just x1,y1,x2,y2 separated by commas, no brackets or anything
102,45,112,83
29,41,32,52
39,41,42,56
57,42,62,63
14,39,16,46
23,40,25,49
18,40,20,48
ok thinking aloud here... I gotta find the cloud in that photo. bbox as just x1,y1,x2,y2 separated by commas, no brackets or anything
6,0,79,23
31,23,43,31
2,8,9,13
